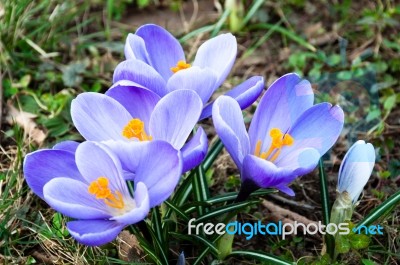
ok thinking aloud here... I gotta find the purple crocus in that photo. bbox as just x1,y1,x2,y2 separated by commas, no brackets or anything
212,73,344,200
23,141,181,246
113,24,264,120
71,88,207,173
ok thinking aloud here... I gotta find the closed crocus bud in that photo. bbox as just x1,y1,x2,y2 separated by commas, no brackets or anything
330,140,375,226
337,140,375,204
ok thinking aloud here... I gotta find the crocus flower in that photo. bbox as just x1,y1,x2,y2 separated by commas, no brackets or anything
113,24,264,119
337,140,375,204
23,141,181,246
212,73,344,200
71,88,207,173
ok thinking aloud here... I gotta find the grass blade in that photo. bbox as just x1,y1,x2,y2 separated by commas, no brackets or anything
169,232,220,256
203,139,224,171
163,200,190,222
356,190,400,228
319,159,334,259
179,25,214,43
249,23,317,52
192,165,210,215
241,0,265,28
194,200,259,224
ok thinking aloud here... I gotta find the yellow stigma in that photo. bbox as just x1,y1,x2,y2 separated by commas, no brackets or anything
88,177,125,209
254,128,294,162
171,60,191,73
122,118,152,141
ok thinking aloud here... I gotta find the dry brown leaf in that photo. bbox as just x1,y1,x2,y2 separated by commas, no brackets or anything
5,102,47,145
116,230,145,262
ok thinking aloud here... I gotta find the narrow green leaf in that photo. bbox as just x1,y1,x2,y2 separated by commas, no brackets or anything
203,139,224,171
192,166,210,215
194,200,259,224
211,8,231,37
151,207,166,253
145,221,169,265
163,200,190,222
356,190,400,228
169,232,220,256
249,23,317,52
206,189,275,205
193,233,225,265
318,159,334,259
179,25,214,43
132,229,163,265
227,250,293,264
240,0,265,28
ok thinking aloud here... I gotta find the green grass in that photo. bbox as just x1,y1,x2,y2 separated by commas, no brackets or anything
1,0,399,264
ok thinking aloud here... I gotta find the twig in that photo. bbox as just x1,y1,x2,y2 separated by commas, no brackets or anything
266,193,316,211
262,200,317,226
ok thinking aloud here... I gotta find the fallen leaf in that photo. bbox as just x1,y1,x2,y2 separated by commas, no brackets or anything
5,102,47,145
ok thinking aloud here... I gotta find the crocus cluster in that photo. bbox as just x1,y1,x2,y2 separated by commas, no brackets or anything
23,24,367,248
23,24,264,246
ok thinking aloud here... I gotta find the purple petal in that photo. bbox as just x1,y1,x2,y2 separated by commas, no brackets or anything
181,127,208,173
52,140,80,153
276,148,320,175
166,67,218,104
199,76,264,120
192,33,237,88
124,33,150,63
43,177,111,219
23,149,82,199
71,92,132,141
106,80,160,128
136,24,185,81
281,103,344,158
338,140,375,203
212,96,250,168
67,220,124,246
75,142,130,197
103,140,182,207
113,59,167,96
150,90,202,149
112,182,150,225
241,155,296,195
248,73,314,153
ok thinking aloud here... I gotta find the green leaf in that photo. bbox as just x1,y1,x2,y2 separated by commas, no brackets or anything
241,0,265,28
203,139,224,171
383,94,396,110
356,190,400,228
163,200,190,222
192,166,210,215
227,250,293,264
249,23,317,52
318,160,334,259
361,259,377,265
52,213,69,237
348,233,370,249
193,200,259,224
169,232,220,256
335,235,350,254
206,189,275,205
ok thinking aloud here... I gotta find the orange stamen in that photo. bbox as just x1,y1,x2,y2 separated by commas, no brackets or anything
122,118,152,141
88,177,125,209
254,128,294,162
171,60,191,73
